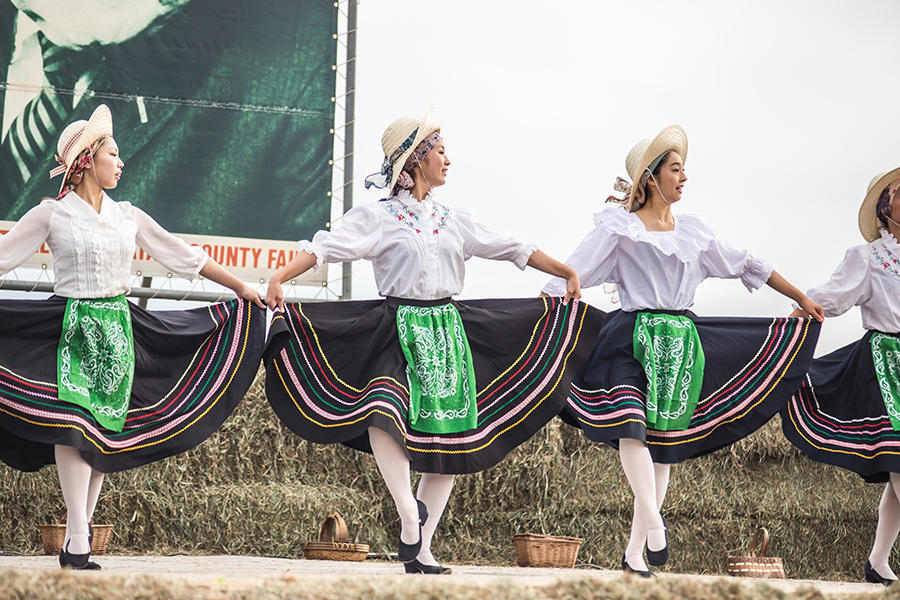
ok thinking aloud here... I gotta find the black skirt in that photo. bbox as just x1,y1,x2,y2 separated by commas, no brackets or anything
263,296,605,474
562,310,820,463
781,332,900,483
0,296,266,473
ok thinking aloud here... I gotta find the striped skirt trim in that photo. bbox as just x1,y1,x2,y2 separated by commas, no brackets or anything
264,297,605,474
782,332,900,482
564,311,819,463
0,297,266,473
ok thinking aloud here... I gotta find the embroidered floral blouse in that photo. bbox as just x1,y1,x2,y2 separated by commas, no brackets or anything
806,230,900,333
542,205,773,311
0,191,208,298
299,189,537,300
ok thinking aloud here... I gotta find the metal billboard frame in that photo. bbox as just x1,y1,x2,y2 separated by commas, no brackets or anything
0,0,358,305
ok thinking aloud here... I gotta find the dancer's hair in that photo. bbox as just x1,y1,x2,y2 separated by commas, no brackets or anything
56,136,109,199
634,150,672,209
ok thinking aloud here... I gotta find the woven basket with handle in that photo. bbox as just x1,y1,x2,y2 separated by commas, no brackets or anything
513,533,583,568
302,512,369,561
727,527,785,579
39,515,112,555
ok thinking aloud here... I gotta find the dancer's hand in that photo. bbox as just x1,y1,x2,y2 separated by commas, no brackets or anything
787,307,807,318
198,259,264,309
563,271,581,306
765,271,823,323
236,283,266,309
795,296,824,322
525,250,580,305
264,251,317,312
266,279,285,312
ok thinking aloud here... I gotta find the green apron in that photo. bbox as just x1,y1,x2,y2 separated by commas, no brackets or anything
396,303,477,434
57,296,135,432
633,312,705,431
870,332,900,431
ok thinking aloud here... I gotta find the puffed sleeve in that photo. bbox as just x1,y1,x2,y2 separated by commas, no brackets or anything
700,237,773,292
542,215,619,297
805,245,870,318
454,208,536,270
133,207,209,280
298,205,383,271
0,201,53,275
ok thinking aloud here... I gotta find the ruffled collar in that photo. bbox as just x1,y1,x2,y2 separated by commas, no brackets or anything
870,230,900,280
390,188,436,208
382,189,451,236
877,229,900,252
593,205,715,262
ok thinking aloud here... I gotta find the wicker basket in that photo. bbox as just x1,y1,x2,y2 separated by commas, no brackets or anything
39,517,112,555
727,527,785,579
513,533,583,568
302,512,369,561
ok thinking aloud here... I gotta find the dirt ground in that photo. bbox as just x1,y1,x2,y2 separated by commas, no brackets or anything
0,554,887,598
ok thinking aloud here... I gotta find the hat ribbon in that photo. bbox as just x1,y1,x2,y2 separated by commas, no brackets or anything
49,124,88,178
605,176,632,204
364,127,419,190
49,156,67,178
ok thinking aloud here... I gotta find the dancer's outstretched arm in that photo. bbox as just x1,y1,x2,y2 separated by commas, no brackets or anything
0,202,52,274
266,251,318,311
199,260,265,308
526,250,581,305
767,270,824,321
133,207,265,308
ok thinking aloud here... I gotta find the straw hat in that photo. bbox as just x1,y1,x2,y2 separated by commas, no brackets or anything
49,104,114,196
623,124,688,212
859,167,900,242
365,105,440,192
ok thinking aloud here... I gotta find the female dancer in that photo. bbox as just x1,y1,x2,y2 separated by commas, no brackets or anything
782,167,900,586
265,107,603,574
0,105,266,569
543,125,823,576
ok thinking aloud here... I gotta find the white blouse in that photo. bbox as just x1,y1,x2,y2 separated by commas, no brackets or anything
0,191,208,298
300,189,537,300
543,205,773,311
806,230,900,334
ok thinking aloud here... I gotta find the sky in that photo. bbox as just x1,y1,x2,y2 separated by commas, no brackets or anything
344,0,900,355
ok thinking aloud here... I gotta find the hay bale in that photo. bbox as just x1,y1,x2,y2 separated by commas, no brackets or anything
0,568,868,600
0,371,887,580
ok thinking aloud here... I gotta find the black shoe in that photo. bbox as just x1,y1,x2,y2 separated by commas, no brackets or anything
646,515,668,567
621,553,654,578
404,558,452,574
59,540,102,570
86,525,100,569
398,499,429,563
865,560,896,586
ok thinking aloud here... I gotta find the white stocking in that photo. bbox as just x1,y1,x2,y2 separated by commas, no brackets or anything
86,468,105,522
54,445,91,554
368,427,419,544
415,473,454,566
647,462,671,550
869,474,900,580
653,462,671,509
624,498,645,568
619,438,664,570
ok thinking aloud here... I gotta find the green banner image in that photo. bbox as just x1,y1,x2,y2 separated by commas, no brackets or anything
0,0,336,243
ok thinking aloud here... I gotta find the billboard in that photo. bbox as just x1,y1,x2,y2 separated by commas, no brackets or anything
0,0,337,285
